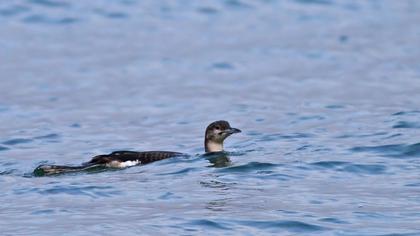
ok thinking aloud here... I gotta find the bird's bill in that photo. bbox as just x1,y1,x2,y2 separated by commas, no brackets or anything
225,127,241,134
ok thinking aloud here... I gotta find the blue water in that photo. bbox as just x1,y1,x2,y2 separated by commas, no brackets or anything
1,0,420,235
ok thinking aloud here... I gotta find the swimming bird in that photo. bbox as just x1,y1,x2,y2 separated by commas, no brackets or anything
33,120,241,176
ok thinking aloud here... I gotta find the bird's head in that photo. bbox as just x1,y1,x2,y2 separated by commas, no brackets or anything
204,120,241,153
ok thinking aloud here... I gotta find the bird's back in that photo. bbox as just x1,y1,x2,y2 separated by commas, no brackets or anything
87,151,183,166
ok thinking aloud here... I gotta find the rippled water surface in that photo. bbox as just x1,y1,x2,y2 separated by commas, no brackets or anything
1,0,420,235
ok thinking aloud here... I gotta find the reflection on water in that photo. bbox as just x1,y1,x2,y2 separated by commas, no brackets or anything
1,0,420,235
204,152,232,168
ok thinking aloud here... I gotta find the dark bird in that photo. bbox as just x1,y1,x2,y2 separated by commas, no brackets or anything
34,120,241,176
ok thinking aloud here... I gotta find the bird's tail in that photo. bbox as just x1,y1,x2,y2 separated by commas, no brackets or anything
33,163,103,177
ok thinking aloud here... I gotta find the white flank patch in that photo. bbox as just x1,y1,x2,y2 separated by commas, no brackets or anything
106,160,141,168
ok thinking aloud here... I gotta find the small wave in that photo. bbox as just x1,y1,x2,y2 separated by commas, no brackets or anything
223,0,253,10
382,133,402,139
392,121,420,129
294,0,333,5
234,219,327,232
325,104,345,109
158,191,182,200
218,162,280,173
0,5,29,17
200,180,236,190
30,209,55,215
341,164,386,174
95,10,128,19
157,167,198,175
377,233,420,236
186,219,231,230
298,115,325,121
335,132,388,139
311,161,348,168
310,161,387,175
197,7,219,15
33,133,61,144
70,123,81,128
28,0,70,8
23,15,78,24
350,143,420,158
2,138,33,145
405,182,420,187
319,217,349,224
210,62,235,70
258,133,314,142
33,133,60,140
14,185,121,198
392,110,420,116
0,169,17,175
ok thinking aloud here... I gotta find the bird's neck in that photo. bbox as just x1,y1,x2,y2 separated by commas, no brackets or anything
205,140,224,153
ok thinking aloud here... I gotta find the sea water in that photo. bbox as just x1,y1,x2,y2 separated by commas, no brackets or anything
1,0,420,235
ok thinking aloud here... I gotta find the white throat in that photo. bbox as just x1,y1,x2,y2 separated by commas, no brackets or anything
205,141,224,153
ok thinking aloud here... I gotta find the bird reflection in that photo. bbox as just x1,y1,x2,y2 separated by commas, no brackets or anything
199,180,236,212
203,151,232,168
205,198,230,212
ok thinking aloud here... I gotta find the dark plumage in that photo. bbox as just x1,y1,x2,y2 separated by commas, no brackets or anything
34,120,241,176
86,151,182,165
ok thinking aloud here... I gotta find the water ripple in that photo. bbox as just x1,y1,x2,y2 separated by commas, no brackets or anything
405,182,420,187
210,62,235,70
392,121,420,129
325,104,345,109
200,180,236,190
0,1,419,235
161,192,184,200
257,133,314,142
197,7,219,15
319,217,349,224
186,219,231,230
157,167,198,176
2,138,33,145
336,132,388,139
233,219,327,232
23,15,78,24
33,133,60,140
0,169,17,175
295,0,333,5
14,185,121,198
350,143,420,158
223,0,253,10
310,161,387,175
27,0,71,8
0,5,29,17
377,233,420,236
392,111,420,116
95,10,128,19
219,162,280,173
30,209,55,215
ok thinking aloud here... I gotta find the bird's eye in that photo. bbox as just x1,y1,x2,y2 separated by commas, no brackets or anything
214,126,220,130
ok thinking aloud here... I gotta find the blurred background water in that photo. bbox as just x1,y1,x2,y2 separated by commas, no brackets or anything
1,0,420,235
